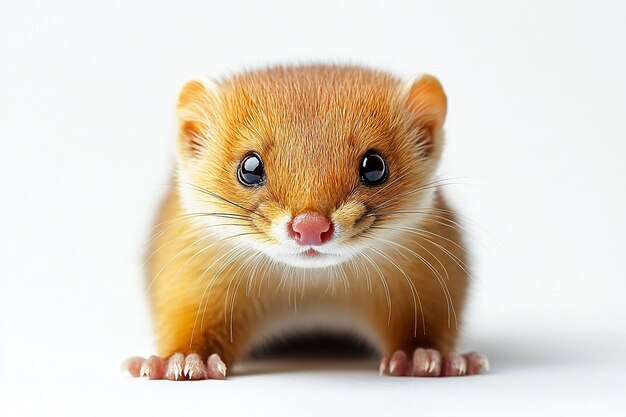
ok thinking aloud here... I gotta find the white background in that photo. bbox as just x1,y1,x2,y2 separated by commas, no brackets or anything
1,1,625,416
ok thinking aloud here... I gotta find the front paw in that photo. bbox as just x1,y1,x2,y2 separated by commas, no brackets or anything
122,353,227,380
379,348,489,377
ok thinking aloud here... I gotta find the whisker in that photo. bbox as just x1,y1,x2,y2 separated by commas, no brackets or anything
178,181,266,220
366,177,469,213
373,210,489,250
288,267,294,310
144,222,250,264
377,237,457,330
246,252,270,297
373,224,465,251
321,267,335,299
257,257,278,298
225,249,265,342
413,207,499,245
364,170,411,201
146,232,221,292
333,263,350,295
299,268,307,302
372,226,470,270
169,232,261,286
358,252,392,325
369,246,425,337
276,264,290,294
189,243,251,346
147,211,253,242
356,253,373,293
147,230,262,293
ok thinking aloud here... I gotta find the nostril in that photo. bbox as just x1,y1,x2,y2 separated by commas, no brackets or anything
320,222,334,243
287,222,301,241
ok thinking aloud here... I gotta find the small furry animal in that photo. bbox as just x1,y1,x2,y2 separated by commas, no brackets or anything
124,65,488,380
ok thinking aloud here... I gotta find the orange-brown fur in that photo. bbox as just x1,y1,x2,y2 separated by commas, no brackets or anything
147,65,469,366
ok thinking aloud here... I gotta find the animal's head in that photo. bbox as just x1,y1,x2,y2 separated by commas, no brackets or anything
175,66,447,268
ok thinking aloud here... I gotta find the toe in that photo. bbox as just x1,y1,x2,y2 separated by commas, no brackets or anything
184,353,208,380
463,351,489,375
442,352,467,376
411,348,442,377
389,350,408,376
140,355,167,380
379,356,390,375
122,356,146,377
165,353,185,380
206,353,227,380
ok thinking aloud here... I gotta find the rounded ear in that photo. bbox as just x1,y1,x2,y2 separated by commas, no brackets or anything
175,77,220,158
402,74,447,156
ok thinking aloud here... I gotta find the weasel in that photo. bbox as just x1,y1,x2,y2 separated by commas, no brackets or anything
124,65,488,380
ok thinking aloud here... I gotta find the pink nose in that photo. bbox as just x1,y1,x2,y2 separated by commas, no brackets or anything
289,212,333,246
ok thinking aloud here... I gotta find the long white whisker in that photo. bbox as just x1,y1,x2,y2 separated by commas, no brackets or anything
372,226,472,278
358,252,392,325
189,243,250,347
370,247,425,337
377,237,457,330
147,231,246,292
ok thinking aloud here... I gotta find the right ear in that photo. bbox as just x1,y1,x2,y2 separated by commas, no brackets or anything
175,77,220,158
402,74,447,157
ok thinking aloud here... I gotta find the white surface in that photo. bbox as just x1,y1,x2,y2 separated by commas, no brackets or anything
1,1,626,416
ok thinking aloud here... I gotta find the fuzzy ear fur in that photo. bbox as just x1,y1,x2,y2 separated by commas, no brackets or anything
402,74,447,156
176,78,220,158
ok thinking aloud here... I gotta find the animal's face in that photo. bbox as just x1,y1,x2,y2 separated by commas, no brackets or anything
175,66,446,269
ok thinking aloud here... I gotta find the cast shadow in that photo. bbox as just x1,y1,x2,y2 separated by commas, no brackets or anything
233,331,591,376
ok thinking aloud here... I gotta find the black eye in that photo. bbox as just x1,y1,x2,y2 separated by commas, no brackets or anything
360,150,387,186
238,152,265,187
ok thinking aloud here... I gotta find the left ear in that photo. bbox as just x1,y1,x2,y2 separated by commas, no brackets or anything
402,74,447,155
176,77,220,159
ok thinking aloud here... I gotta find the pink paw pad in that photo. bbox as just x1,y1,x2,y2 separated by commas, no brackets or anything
123,353,227,380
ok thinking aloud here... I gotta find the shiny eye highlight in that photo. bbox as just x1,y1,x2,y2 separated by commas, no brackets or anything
360,150,387,186
238,152,265,187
